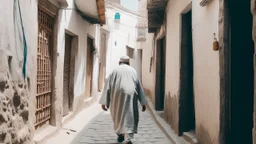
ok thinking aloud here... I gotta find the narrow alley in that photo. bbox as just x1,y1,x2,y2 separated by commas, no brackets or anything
1,0,256,144
40,98,173,144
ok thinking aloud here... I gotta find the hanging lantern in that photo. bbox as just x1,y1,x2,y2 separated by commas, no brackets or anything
114,12,120,21
213,33,219,51
114,12,120,29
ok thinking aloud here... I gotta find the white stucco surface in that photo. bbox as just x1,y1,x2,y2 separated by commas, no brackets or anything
192,0,220,143
102,3,143,79
57,0,98,95
141,0,220,142
165,0,220,142
141,33,155,97
54,0,101,118
165,0,192,95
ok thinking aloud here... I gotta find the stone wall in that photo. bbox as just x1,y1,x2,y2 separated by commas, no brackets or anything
0,0,38,143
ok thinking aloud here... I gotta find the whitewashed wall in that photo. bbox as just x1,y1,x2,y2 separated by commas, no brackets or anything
192,0,220,143
55,0,100,122
102,5,142,78
165,0,220,143
137,0,155,99
141,0,220,143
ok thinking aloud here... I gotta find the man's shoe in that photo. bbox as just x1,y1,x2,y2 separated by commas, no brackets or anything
117,135,124,142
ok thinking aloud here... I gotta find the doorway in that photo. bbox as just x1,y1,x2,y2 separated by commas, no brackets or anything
155,37,166,111
179,10,195,135
226,0,254,143
35,7,54,129
63,34,73,116
137,49,143,80
86,37,94,97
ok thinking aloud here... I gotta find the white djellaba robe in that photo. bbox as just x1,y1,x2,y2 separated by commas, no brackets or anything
99,64,148,134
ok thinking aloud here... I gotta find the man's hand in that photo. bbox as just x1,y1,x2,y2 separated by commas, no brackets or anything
101,105,108,111
142,105,146,112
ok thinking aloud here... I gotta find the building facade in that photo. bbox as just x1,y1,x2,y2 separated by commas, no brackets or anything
101,0,145,80
0,0,106,143
142,0,256,144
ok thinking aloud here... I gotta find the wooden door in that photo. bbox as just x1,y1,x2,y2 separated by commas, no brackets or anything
155,37,166,111
86,37,94,97
63,34,72,116
179,10,195,135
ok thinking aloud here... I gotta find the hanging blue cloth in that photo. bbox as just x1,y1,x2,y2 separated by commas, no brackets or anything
17,0,27,79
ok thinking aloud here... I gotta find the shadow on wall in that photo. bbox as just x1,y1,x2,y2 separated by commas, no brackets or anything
197,124,215,144
144,88,154,102
164,92,179,133
164,92,217,144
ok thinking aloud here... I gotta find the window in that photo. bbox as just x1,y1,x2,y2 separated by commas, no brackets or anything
126,46,134,59
137,28,146,41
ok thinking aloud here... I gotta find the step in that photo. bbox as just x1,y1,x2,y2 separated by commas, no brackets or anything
183,130,198,144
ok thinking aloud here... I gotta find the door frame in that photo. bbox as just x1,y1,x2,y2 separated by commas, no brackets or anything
219,0,255,143
36,1,58,128
62,31,77,114
154,36,166,111
86,35,95,97
178,8,195,136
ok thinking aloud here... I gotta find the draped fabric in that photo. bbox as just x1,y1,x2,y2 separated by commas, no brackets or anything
99,64,148,134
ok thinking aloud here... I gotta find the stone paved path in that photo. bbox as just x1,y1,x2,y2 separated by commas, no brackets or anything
71,110,172,144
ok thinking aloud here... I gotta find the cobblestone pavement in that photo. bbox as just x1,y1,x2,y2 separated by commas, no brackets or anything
71,110,172,144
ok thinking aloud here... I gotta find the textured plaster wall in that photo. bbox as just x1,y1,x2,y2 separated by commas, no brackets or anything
0,0,37,143
54,0,100,125
164,0,191,134
141,33,155,100
137,0,155,101
192,0,220,143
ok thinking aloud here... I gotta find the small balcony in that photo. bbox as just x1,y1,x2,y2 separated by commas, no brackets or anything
147,0,168,33
75,0,106,25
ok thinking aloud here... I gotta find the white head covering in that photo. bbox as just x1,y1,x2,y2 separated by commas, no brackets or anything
120,56,130,63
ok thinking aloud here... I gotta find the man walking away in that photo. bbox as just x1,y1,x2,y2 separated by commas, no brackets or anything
99,56,148,144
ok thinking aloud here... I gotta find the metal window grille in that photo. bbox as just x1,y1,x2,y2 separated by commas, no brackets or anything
35,9,54,129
